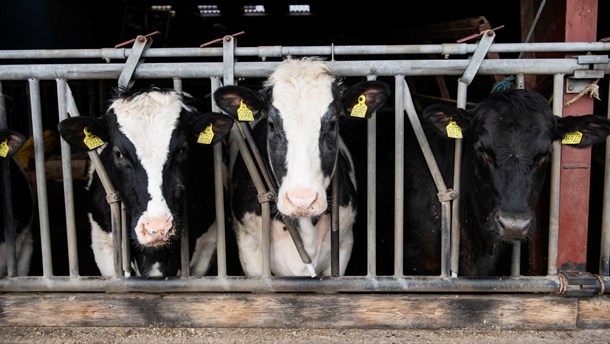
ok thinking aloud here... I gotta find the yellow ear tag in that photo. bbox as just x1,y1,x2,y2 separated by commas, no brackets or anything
446,120,463,139
237,99,254,122
197,123,215,145
0,139,9,158
83,127,105,150
561,130,583,145
350,95,368,118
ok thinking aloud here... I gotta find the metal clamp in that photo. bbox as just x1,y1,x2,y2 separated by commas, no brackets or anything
257,191,276,203
558,270,603,297
118,35,153,89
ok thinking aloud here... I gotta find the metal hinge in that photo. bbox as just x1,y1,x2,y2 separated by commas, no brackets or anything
566,55,608,93
558,270,604,297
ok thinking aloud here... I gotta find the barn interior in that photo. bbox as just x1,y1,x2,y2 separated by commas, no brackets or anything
1,0,610,277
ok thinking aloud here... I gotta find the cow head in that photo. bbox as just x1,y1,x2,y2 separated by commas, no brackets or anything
58,87,234,247
214,57,390,218
422,89,610,242
0,130,27,158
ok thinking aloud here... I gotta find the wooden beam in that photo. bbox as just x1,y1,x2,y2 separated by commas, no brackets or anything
0,293,602,329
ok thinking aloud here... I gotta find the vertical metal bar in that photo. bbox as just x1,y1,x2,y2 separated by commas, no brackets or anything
28,78,53,277
366,76,377,277
451,83,467,277
56,79,79,277
211,76,227,278
393,75,405,277
331,167,339,277
511,242,521,277
547,73,564,276
121,203,129,276
174,77,190,277
0,81,17,277
600,79,610,276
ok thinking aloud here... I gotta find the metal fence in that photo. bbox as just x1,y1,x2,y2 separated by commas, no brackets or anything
1,32,610,295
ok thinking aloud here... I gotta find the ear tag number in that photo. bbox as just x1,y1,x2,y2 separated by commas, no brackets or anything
237,99,254,122
197,124,215,145
561,130,583,145
83,127,105,150
0,139,9,158
446,120,463,139
350,95,368,118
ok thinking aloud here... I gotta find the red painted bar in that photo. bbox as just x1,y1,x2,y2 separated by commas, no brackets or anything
557,0,598,271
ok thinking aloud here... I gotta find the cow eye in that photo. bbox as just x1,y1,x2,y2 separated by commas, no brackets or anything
112,146,130,165
329,119,337,132
534,153,550,167
268,120,275,132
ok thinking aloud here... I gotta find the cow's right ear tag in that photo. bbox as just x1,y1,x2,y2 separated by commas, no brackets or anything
197,123,215,144
237,99,254,122
446,119,463,139
350,95,368,118
0,139,9,158
83,127,105,150
561,130,583,145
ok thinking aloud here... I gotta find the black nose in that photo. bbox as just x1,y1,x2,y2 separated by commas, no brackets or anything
495,212,532,240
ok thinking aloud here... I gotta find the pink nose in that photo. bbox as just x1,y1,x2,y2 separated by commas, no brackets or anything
142,216,173,242
285,188,318,214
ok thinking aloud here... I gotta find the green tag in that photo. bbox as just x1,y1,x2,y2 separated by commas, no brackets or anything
350,95,368,118
197,124,214,144
237,99,254,122
0,139,9,158
83,127,105,150
561,130,583,145
446,120,463,139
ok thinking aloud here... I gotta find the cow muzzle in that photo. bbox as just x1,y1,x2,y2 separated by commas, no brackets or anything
137,215,175,247
281,188,323,217
494,211,533,241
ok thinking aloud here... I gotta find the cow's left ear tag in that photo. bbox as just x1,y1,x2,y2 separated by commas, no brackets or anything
197,123,214,144
350,95,368,118
561,130,583,145
0,139,9,158
237,99,254,122
446,119,463,139
83,127,105,150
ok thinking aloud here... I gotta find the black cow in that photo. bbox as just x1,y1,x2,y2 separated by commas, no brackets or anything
213,57,390,276
0,130,34,276
390,88,610,276
58,87,233,277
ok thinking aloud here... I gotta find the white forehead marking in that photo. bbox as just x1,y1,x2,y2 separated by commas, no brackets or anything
110,90,187,213
265,57,335,123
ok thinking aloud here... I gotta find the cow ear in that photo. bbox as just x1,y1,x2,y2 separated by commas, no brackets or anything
422,104,471,139
0,130,27,158
191,112,235,146
555,114,610,147
342,80,391,119
213,85,266,122
57,116,109,151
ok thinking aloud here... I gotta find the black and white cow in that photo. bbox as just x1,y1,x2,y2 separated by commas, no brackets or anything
0,130,34,276
213,57,390,277
391,88,610,276
58,87,233,277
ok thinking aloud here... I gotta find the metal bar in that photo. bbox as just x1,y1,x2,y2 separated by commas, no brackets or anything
0,42,609,60
28,78,53,277
0,275,564,294
331,166,339,277
173,77,190,277
0,58,608,80
121,203,130,276
547,74,565,276
401,79,453,277
211,76,227,278
511,242,521,277
117,35,150,89
394,76,405,277
56,79,79,277
0,81,17,277
600,78,610,276
452,83,467,277
366,75,377,277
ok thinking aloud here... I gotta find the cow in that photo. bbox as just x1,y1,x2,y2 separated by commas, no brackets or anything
213,57,390,277
57,87,234,277
0,129,34,276
386,88,610,276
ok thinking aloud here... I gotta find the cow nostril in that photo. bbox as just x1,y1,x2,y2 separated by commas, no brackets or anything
496,212,531,239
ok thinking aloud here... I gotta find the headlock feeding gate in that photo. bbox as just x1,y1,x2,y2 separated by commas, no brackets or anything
1,32,610,329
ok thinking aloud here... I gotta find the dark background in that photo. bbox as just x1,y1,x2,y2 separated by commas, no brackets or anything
2,0,608,50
